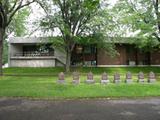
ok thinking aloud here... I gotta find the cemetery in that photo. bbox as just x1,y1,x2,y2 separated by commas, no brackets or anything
57,71,156,84
0,67,160,99
0,1,160,119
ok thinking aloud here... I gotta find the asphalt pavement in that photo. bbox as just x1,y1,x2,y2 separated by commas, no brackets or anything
0,98,160,120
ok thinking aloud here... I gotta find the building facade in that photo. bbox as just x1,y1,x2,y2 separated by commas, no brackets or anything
8,37,66,67
8,37,160,67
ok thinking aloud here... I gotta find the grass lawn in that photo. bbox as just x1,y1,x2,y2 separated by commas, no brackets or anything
0,67,160,99
3,66,160,75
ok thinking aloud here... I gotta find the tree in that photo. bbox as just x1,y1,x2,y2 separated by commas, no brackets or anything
8,8,30,37
38,0,115,72
2,8,30,65
2,40,7,65
0,0,36,75
113,0,160,50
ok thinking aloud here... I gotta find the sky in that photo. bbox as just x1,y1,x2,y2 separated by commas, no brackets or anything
107,0,118,5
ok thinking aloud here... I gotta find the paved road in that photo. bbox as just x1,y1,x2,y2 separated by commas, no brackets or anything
0,98,160,120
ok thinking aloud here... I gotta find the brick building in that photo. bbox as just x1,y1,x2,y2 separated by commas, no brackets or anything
8,37,160,67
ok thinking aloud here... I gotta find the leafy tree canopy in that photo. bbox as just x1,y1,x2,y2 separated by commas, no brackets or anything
8,8,30,37
0,0,36,75
37,0,116,72
113,0,160,51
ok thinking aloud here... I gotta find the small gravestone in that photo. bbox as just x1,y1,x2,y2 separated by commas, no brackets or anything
86,72,95,84
72,72,80,84
57,72,65,84
125,72,132,83
148,71,156,83
138,72,144,83
101,72,109,84
114,73,121,83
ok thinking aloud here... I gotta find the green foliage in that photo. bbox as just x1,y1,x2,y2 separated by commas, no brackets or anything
112,0,160,51
7,8,30,36
48,37,65,48
2,8,30,65
2,40,8,65
38,0,118,68
0,0,35,67
40,0,100,36
38,0,116,71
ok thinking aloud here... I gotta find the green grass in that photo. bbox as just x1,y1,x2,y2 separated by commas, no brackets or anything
3,66,160,75
0,76,160,99
0,67,160,99
3,67,64,75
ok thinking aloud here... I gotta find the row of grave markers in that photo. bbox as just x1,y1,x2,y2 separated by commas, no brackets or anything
57,71,156,84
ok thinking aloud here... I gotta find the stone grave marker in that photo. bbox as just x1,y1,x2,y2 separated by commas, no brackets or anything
57,72,65,84
125,72,132,83
72,72,80,84
114,73,121,83
148,71,156,83
86,72,95,84
138,72,144,83
101,72,109,84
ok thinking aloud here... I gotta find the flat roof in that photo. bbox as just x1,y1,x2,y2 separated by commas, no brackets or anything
9,36,150,44
9,37,50,44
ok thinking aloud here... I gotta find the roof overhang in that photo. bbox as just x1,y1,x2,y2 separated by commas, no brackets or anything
9,37,50,44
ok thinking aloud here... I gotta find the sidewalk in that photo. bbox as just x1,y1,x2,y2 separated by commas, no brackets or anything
0,98,160,120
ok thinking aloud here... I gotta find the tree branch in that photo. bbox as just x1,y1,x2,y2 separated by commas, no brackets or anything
36,0,49,17
7,0,35,27
0,2,7,28
152,0,160,33
8,0,19,13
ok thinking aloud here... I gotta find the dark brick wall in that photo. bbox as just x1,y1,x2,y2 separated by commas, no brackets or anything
151,50,160,65
97,44,127,65
71,44,160,66
97,44,160,65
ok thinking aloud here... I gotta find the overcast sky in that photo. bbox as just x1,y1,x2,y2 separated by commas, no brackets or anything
105,0,118,5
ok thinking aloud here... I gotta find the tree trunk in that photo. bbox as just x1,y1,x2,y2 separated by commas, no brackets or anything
65,50,71,73
0,28,4,76
153,0,160,33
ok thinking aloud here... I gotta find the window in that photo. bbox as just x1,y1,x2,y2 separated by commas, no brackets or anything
83,45,96,54
22,44,54,56
71,44,97,66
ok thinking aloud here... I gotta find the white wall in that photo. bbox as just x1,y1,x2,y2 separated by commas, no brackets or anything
54,49,66,65
8,37,67,67
9,44,23,56
10,59,55,67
